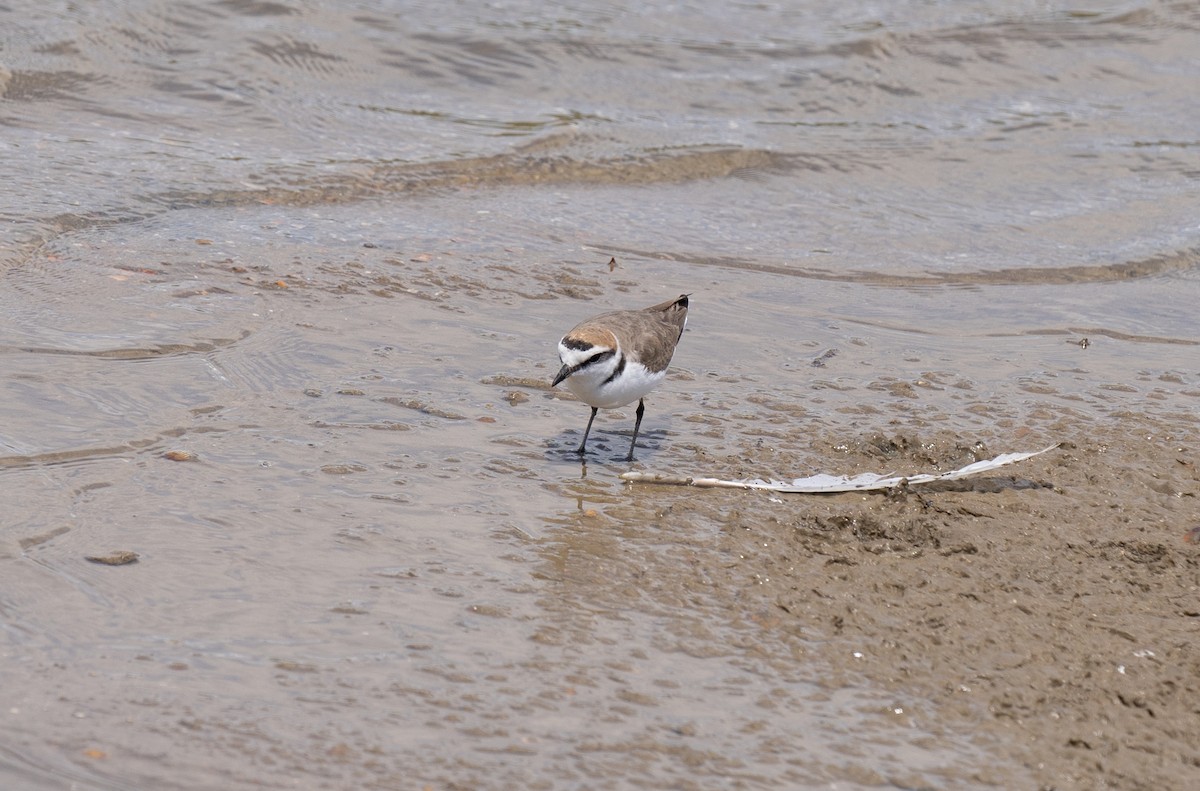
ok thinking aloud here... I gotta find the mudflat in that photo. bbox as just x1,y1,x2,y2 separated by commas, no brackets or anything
631,421,1198,789
4,1,1200,788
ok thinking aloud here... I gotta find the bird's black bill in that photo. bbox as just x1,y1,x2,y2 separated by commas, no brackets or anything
553,349,616,388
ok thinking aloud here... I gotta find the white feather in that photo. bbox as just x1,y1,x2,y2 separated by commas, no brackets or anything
620,446,1059,493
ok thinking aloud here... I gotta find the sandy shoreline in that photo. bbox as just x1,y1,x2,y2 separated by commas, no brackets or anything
6,1,1200,787
631,419,1199,789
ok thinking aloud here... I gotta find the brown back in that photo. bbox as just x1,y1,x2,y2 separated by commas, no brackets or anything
570,294,688,373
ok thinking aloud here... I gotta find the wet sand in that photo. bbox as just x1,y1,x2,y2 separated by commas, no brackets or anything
5,216,1197,788
663,424,1199,789
4,2,1200,789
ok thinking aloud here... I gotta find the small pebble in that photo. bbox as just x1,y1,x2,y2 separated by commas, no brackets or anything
85,551,139,566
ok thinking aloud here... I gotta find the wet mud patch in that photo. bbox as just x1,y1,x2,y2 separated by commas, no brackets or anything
628,422,1199,790
536,478,1011,788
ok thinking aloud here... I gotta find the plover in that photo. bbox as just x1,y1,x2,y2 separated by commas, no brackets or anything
552,294,689,461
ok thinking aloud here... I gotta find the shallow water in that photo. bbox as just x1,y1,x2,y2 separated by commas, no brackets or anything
2,1,1199,789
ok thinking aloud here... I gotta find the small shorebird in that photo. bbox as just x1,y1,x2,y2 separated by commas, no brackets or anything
552,294,689,461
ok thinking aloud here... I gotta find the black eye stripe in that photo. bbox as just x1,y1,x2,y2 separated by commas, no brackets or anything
560,349,615,380
580,349,615,369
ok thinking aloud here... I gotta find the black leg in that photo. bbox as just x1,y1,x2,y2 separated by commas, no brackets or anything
626,398,645,462
576,406,599,454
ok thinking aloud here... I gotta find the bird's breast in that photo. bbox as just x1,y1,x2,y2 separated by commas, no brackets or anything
565,358,665,409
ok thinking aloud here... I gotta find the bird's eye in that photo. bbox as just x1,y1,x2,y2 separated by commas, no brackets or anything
580,349,615,369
